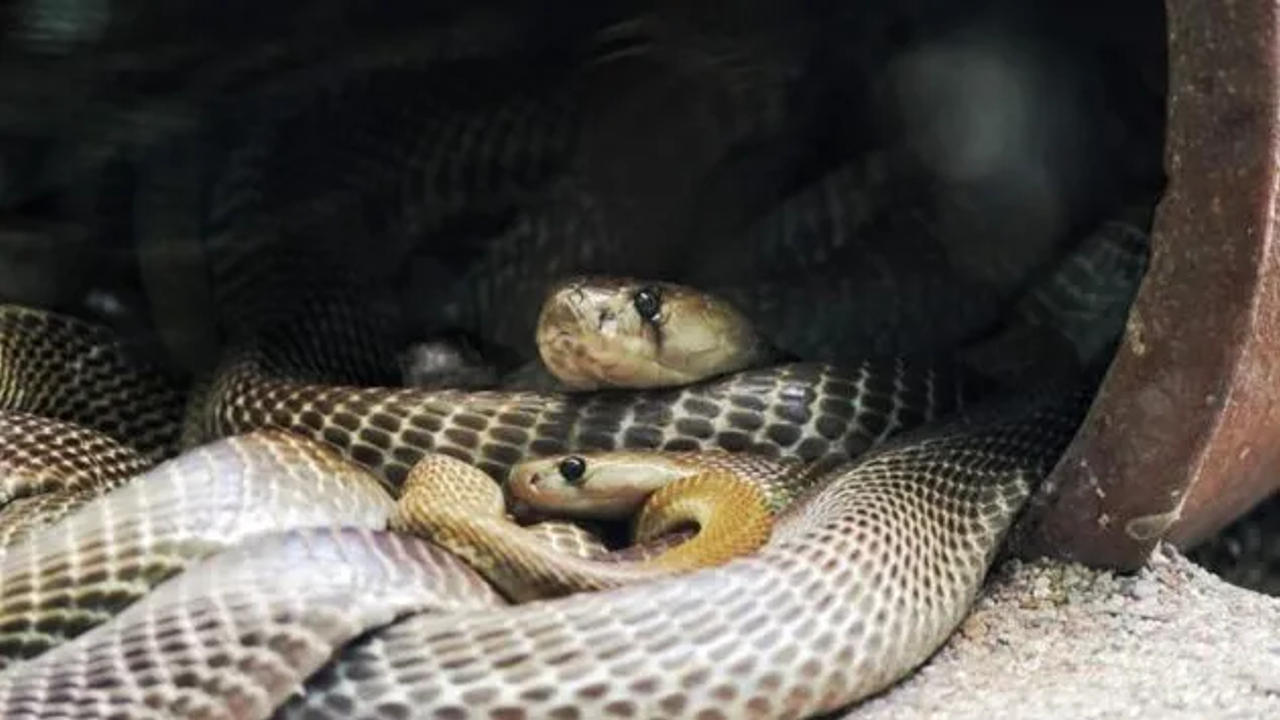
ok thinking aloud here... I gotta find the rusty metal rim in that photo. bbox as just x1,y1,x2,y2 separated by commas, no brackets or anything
1013,0,1280,570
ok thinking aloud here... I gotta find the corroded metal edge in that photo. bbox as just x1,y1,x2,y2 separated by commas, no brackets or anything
1012,0,1280,570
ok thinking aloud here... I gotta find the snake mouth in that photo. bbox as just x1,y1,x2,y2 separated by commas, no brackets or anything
503,471,548,523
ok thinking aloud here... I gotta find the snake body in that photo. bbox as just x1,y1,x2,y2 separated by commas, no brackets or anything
391,452,777,602
0,242,1111,720
0,306,1091,717
0,306,186,464
0,308,187,551
0,291,1015,711
0,430,392,669
282,387,1090,719
191,321,965,489
0,412,151,549
0,528,504,719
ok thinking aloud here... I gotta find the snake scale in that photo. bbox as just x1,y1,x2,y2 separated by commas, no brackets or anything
0,264,1105,719
0,11,1147,710
282,389,1087,720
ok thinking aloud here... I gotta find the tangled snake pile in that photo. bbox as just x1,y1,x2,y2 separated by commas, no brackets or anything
0,258,1119,719
0,1,1203,715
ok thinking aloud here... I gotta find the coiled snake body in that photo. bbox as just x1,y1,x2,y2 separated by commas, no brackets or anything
0,271,1097,718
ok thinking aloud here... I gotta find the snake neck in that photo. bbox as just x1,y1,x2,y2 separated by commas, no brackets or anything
181,290,410,448
394,486,753,603
634,470,775,569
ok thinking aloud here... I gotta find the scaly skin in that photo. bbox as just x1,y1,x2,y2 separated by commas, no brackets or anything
0,305,187,463
0,528,505,718
0,430,392,669
0,297,970,663
194,349,965,489
0,381,1090,719
390,453,775,601
0,262,1093,720
279,388,1092,720
0,412,152,550
0,298,1093,717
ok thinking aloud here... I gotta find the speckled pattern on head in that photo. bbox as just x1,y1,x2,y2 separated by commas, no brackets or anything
534,276,772,390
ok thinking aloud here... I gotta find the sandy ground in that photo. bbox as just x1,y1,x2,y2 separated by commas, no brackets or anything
845,544,1280,720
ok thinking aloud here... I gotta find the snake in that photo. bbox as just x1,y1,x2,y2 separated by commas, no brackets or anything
388,450,779,603
0,234,1119,718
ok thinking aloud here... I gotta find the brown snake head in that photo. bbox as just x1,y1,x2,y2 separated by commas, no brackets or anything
505,448,800,522
535,276,771,390
506,451,707,520
393,451,772,601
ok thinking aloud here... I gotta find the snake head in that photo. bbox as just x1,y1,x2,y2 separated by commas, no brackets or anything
535,276,769,391
506,451,696,520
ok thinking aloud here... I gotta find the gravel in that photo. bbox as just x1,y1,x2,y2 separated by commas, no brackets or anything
845,543,1280,720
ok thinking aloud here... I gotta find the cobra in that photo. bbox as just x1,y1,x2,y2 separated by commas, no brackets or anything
0,259,1110,718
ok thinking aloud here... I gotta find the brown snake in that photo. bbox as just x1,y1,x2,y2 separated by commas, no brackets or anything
0,270,1098,718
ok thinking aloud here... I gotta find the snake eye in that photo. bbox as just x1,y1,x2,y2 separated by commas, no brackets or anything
558,456,587,485
632,286,662,323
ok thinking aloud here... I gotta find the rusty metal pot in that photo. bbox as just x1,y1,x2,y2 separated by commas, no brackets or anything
1015,0,1280,570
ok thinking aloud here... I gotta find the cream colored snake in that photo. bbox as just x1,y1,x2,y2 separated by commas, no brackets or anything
0,269,1103,718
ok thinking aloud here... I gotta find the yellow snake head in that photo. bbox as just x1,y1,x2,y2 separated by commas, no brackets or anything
535,276,770,390
506,451,707,520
